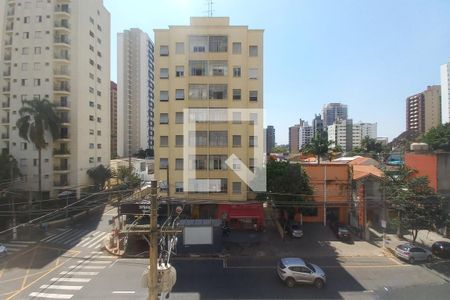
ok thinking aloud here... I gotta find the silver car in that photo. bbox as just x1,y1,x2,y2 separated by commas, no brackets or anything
395,243,432,263
277,257,326,288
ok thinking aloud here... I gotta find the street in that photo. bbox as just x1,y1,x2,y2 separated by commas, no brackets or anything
1,206,450,299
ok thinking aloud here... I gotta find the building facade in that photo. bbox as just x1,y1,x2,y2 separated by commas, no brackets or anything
265,125,275,153
312,114,324,138
0,0,111,198
289,124,300,154
117,28,154,158
352,122,377,148
110,81,117,158
322,103,348,127
298,120,313,150
406,85,441,134
441,62,450,124
154,17,264,213
327,119,353,152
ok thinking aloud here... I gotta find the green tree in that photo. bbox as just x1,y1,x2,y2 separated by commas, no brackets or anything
115,165,141,188
87,164,112,191
302,134,332,164
271,145,288,153
264,161,312,208
422,123,450,151
16,98,60,204
0,153,20,187
384,166,447,243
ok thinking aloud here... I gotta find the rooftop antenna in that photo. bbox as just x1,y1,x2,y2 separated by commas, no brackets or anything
205,0,214,17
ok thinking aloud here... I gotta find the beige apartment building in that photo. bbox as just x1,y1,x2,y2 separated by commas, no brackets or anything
154,17,264,221
0,0,110,198
406,85,441,134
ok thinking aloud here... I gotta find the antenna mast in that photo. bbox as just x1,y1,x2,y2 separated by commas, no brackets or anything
206,0,214,17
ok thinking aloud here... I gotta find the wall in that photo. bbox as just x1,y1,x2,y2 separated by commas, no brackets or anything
404,152,438,191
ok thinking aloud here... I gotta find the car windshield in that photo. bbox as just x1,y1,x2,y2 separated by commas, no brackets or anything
291,225,300,230
279,261,286,269
398,244,412,251
339,227,349,232
305,263,315,272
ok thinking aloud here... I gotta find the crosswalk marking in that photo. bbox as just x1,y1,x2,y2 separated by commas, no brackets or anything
40,229,108,249
1,240,37,254
76,260,111,264
59,271,99,276
40,284,84,291
78,232,107,248
50,278,91,283
41,229,74,243
29,292,73,299
69,265,106,270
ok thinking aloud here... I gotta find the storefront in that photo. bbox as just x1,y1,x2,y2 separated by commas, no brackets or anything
216,203,265,231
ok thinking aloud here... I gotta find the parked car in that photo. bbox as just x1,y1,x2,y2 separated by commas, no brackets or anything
277,257,326,288
330,222,352,241
0,243,7,258
395,243,433,263
431,241,450,258
285,222,303,238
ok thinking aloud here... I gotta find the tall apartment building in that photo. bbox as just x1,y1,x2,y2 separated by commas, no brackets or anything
352,122,377,148
289,124,300,154
312,114,324,138
117,28,154,158
328,119,353,152
265,125,275,153
322,103,348,127
154,17,264,218
0,0,111,198
441,62,450,124
406,85,441,133
110,81,117,158
298,119,313,150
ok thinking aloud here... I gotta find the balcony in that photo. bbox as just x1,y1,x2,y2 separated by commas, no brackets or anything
55,100,70,111
54,83,70,94
54,165,70,173
4,54,11,61
7,9,14,17
54,5,70,15
4,39,13,46
3,70,11,77
53,181,70,188
54,20,70,31
54,36,71,46
54,53,70,61
53,69,70,79
1,133,9,139
53,148,70,157
2,101,10,108
2,86,11,93
5,24,13,31
1,118,10,124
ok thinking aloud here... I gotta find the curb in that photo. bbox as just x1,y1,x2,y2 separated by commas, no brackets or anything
103,232,125,257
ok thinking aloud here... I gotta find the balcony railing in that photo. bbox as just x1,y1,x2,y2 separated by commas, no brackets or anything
54,53,70,60
54,37,70,45
1,118,10,123
2,86,11,92
5,39,12,46
54,21,70,29
2,102,10,108
54,165,69,171
3,70,11,76
53,148,70,155
4,54,11,60
54,181,69,187
1,134,9,139
54,84,70,92
55,6,70,13
7,10,14,16
6,24,13,31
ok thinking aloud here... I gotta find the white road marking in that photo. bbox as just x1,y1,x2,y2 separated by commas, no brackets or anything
74,231,102,246
76,260,111,264
80,232,107,248
50,277,91,283
29,292,73,299
69,265,106,269
40,284,84,291
59,271,99,276
41,229,74,242
112,291,136,294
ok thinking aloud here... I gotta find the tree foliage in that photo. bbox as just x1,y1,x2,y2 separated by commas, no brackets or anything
302,134,332,164
264,160,312,207
422,123,450,151
115,165,141,188
271,145,288,153
384,166,448,243
87,164,112,191
0,153,20,186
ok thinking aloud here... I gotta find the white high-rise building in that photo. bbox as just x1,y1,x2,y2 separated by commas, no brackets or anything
298,121,313,150
117,28,154,157
328,119,353,152
0,0,111,198
440,62,450,124
352,122,377,148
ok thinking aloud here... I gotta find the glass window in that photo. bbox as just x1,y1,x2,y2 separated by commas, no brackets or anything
233,67,241,77
249,45,258,56
160,68,169,79
189,155,207,170
175,112,184,124
160,136,168,147
209,109,227,123
209,84,227,100
233,135,241,147
175,42,184,54
189,60,208,76
209,155,228,170
233,89,241,100
189,131,207,146
160,158,168,169
249,68,258,79
209,36,228,52
175,135,184,147
209,131,228,147
175,89,184,100
160,45,169,56
249,91,258,101
160,91,169,101
160,113,169,124
175,158,183,170
189,109,208,123
232,182,241,193
189,35,208,52
176,65,184,77
22,47,29,55
34,47,41,54
21,63,28,71
249,136,258,147
189,84,208,100
232,158,241,170
232,42,241,54
209,60,227,76
175,182,184,193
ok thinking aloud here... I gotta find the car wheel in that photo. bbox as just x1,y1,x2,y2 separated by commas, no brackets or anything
408,257,415,264
426,255,433,263
285,277,295,288
314,278,324,289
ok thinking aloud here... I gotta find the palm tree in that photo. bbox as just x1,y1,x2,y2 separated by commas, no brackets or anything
16,98,60,205
302,134,332,164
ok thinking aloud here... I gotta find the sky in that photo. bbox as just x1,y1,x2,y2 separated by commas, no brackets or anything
104,0,450,145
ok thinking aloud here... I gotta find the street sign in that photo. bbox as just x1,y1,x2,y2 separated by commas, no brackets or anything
120,203,151,215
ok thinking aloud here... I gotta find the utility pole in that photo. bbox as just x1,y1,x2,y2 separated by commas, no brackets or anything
323,164,327,226
148,180,158,300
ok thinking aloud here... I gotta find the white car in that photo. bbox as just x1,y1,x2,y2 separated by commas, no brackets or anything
0,243,7,258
